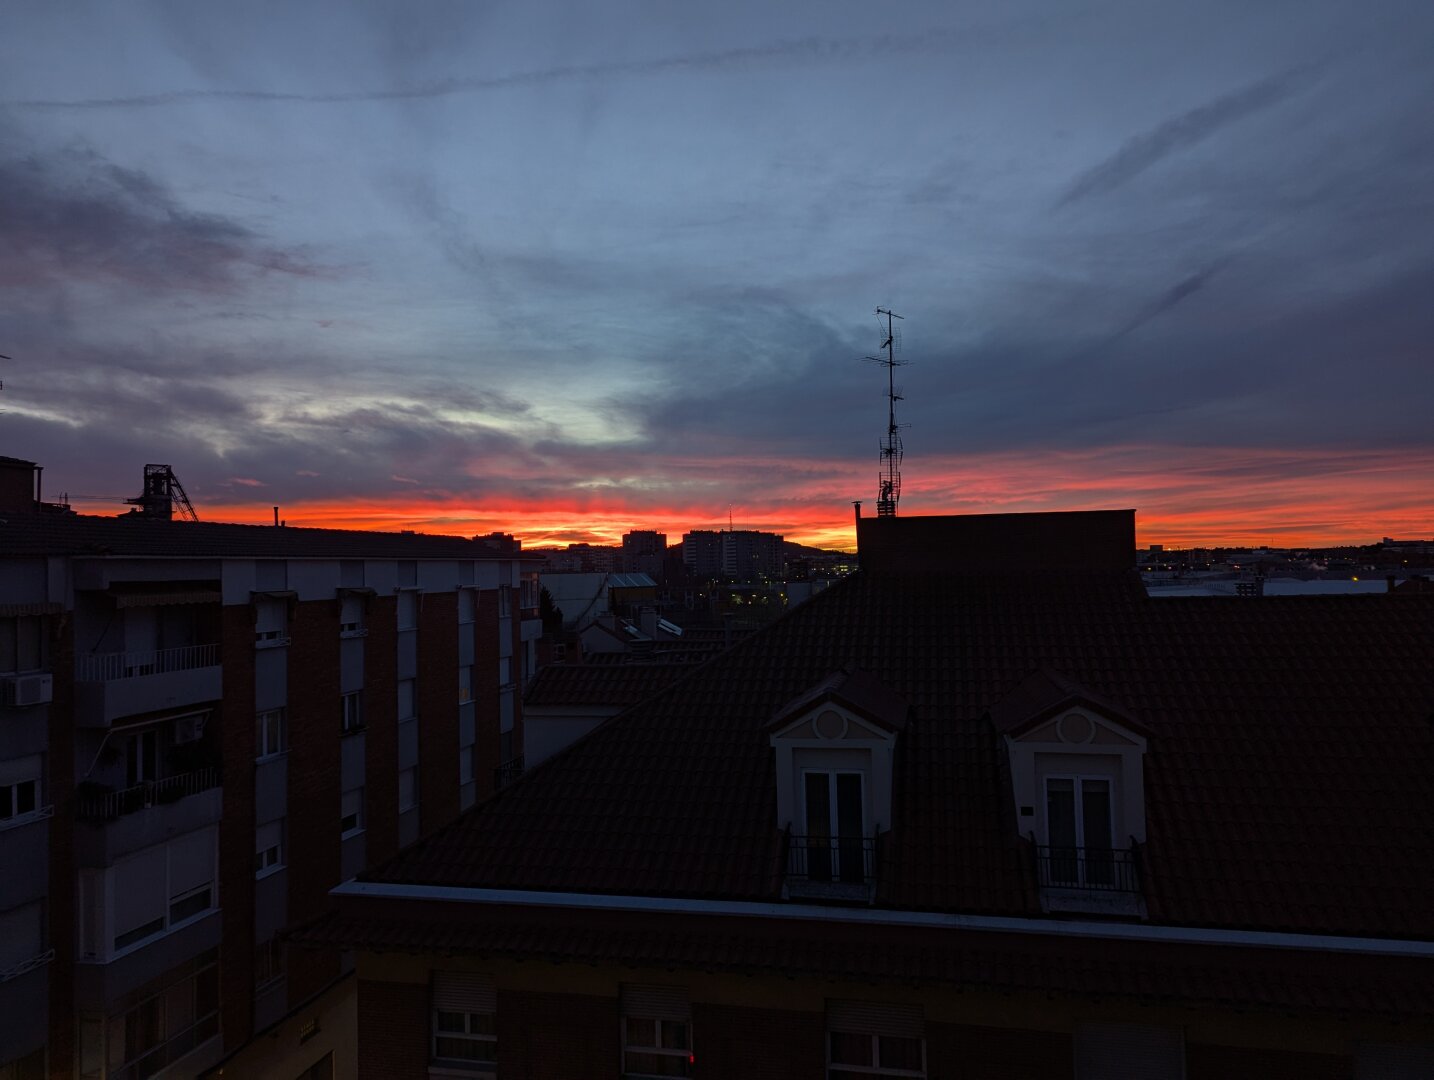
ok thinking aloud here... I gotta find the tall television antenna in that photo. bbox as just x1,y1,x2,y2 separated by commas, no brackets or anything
863,307,906,517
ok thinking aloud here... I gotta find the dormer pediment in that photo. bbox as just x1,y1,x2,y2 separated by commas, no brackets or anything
770,703,897,745
768,669,907,842
994,668,1149,853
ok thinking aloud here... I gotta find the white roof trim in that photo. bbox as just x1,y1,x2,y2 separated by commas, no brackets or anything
329,881,1434,959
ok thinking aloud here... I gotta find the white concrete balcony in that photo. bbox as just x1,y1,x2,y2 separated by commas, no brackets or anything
74,769,222,867
74,644,222,726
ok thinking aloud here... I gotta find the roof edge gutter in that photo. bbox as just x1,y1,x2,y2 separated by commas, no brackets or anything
329,881,1434,958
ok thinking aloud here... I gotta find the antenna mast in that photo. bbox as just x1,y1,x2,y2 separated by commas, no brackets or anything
865,307,906,517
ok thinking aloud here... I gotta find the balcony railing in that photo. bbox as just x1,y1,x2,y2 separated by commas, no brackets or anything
0,948,54,983
786,834,875,886
494,756,525,790
1035,844,1141,892
76,643,220,682
76,767,220,823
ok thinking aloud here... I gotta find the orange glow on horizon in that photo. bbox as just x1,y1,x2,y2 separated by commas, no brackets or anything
102,443,1429,552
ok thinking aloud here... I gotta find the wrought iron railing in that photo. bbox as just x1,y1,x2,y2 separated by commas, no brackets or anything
494,756,525,789
786,834,875,885
76,767,220,823
76,642,220,682
1035,844,1141,892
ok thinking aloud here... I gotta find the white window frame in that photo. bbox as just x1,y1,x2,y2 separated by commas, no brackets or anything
1042,773,1118,888
620,1017,693,1079
497,586,511,618
825,1030,927,1078
432,973,497,1076
0,771,41,826
0,614,47,674
799,768,869,883
341,691,364,736
399,768,418,813
255,934,286,990
398,678,417,724
255,708,287,760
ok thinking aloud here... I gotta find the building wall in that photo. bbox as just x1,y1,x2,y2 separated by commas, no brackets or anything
218,604,258,1053
286,599,342,1006
8,545,533,1080
349,952,1434,1080
417,592,458,836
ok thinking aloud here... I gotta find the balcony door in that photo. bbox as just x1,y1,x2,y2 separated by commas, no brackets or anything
1045,776,1114,886
803,771,865,884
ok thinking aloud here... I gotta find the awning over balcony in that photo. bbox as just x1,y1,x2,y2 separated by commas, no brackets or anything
110,583,222,608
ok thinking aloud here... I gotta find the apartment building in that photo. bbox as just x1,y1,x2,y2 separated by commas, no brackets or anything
303,508,1434,1078
0,457,541,1080
680,529,784,583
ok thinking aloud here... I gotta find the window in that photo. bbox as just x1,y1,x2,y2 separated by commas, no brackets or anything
459,665,472,704
458,589,475,625
0,761,40,824
800,771,868,884
497,656,512,689
621,985,693,1079
459,746,474,787
520,575,539,611
255,599,289,647
0,615,46,674
398,679,416,723
341,691,364,735
399,769,417,813
104,951,219,1080
826,1001,925,1080
431,972,496,1074
340,595,366,636
255,820,284,877
497,586,511,618
1045,776,1115,887
125,729,157,787
110,832,216,955
341,788,364,837
255,935,287,990
255,709,286,759
397,589,419,630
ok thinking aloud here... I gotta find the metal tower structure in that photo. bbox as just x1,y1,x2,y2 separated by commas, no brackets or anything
864,307,906,517
127,464,199,521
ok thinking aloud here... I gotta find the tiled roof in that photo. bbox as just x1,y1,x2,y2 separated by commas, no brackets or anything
0,513,524,560
367,566,1434,938
524,662,700,708
989,667,1146,737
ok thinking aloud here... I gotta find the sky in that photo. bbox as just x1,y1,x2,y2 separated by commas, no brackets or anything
1,1,1431,550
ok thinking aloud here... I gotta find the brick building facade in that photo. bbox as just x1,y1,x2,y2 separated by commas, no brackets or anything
0,506,541,1079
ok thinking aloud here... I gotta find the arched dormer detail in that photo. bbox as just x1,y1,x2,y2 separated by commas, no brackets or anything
767,668,908,840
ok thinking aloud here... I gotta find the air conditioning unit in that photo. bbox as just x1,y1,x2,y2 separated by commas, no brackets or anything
5,673,53,707
173,713,207,744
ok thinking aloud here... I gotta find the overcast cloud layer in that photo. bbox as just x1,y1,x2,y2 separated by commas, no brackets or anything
2,1,1431,547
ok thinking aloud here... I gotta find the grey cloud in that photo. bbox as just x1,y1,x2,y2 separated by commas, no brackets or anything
1056,64,1322,208
0,139,318,292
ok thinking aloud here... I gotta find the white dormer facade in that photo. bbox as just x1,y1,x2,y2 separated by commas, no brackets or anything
1004,704,1148,849
769,702,899,840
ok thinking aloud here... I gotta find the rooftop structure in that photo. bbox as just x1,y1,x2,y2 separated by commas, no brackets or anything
300,507,1434,1078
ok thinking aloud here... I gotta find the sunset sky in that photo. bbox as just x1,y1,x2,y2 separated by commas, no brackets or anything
2,1,1430,550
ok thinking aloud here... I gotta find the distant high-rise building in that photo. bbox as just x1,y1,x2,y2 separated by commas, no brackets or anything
681,530,724,579
722,529,785,583
621,530,667,580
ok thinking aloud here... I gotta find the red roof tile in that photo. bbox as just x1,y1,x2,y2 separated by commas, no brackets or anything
367,566,1434,938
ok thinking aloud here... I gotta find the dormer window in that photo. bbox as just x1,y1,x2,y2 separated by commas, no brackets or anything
768,669,907,899
993,669,1148,913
